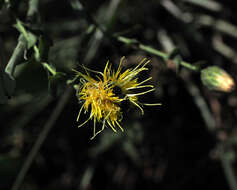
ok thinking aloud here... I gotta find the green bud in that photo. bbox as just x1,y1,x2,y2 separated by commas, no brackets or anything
201,66,235,92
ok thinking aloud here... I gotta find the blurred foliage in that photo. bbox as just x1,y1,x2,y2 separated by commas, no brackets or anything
1,0,237,190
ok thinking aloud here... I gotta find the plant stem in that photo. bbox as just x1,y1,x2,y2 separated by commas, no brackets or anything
71,0,199,72
219,145,237,190
11,87,72,190
117,36,200,72
42,62,56,76
5,39,25,77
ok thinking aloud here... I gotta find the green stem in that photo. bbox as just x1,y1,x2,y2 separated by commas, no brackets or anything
33,45,56,76
139,44,167,58
70,1,199,72
117,36,200,72
5,39,25,77
11,88,72,190
42,62,56,76
15,20,29,41
219,145,237,190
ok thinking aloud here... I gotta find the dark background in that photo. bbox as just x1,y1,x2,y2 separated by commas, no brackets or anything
1,0,237,189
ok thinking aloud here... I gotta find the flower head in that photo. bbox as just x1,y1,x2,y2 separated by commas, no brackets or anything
74,57,161,139
201,66,235,92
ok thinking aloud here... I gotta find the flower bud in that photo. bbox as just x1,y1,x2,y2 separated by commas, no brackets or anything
201,66,235,92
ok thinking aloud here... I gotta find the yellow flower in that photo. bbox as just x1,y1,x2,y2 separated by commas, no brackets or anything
74,57,161,139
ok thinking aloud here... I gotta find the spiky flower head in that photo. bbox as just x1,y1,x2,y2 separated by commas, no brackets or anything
73,57,161,139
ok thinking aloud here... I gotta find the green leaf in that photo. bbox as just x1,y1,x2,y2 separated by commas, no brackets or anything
14,19,37,49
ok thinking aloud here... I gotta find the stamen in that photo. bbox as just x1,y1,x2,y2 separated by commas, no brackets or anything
115,120,124,132
103,61,110,81
122,67,148,82
90,120,107,140
80,78,86,84
130,99,144,115
143,103,162,106
79,64,103,76
78,116,91,128
115,56,125,78
132,58,147,71
126,85,154,90
93,118,96,137
136,77,152,86
107,120,117,132
127,88,155,97
77,103,85,121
